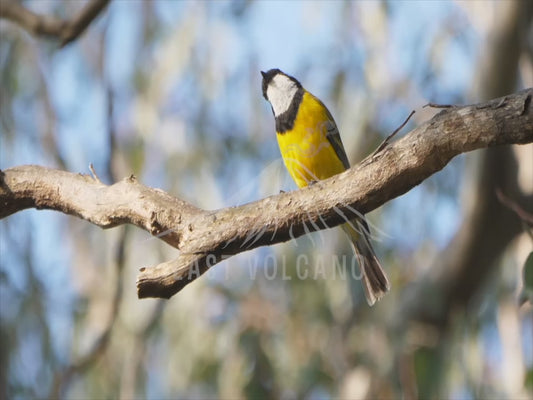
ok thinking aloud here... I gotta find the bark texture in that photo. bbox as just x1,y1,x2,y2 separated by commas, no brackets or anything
1,89,532,298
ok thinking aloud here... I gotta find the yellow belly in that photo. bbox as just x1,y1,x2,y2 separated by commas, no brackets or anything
276,92,347,188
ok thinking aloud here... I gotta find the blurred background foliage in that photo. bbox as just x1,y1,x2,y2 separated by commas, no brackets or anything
1,1,532,399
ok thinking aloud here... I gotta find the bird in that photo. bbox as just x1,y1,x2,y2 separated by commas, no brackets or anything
261,68,390,305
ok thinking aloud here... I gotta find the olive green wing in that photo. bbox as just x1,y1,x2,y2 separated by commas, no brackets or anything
323,106,350,169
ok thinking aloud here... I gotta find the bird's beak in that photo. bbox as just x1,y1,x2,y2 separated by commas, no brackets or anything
260,71,266,78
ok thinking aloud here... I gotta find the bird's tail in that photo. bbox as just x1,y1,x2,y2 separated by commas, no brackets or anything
342,219,390,306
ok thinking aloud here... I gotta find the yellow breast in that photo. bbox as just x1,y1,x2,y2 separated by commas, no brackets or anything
276,92,347,188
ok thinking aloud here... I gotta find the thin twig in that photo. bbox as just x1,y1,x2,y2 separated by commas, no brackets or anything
496,188,533,230
368,110,416,160
88,163,102,184
423,103,454,109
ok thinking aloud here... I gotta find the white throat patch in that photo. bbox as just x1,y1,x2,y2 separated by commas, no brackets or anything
266,74,299,116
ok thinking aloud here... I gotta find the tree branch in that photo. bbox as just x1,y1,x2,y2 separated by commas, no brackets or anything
1,0,110,47
1,89,532,299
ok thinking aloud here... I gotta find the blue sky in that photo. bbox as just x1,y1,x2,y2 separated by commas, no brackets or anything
1,0,481,302
1,0,475,317
3,1,528,396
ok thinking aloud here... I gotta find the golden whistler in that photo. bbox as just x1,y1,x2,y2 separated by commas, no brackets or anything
261,69,390,305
